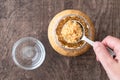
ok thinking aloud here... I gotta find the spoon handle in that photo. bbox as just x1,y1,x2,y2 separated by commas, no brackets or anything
82,36,94,46
82,36,116,58
106,47,116,58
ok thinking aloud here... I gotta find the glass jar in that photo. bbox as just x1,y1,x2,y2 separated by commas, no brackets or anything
48,10,95,56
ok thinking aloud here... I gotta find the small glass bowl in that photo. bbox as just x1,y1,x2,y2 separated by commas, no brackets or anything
12,37,46,70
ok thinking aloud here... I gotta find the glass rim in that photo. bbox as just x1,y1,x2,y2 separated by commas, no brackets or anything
53,14,91,50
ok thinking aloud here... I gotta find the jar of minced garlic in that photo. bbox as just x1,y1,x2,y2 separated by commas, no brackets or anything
48,10,95,56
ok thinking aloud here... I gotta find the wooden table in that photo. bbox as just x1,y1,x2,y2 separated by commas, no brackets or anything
0,0,120,80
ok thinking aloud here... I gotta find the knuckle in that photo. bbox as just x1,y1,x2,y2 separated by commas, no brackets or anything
105,35,112,40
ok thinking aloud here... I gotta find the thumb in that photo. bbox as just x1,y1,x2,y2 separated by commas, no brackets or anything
93,42,116,68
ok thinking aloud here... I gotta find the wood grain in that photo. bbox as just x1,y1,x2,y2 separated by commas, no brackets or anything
0,0,120,80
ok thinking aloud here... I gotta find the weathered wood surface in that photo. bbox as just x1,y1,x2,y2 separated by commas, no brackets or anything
0,0,120,80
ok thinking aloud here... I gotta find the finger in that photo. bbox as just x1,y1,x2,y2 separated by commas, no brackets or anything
93,42,116,69
102,36,120,54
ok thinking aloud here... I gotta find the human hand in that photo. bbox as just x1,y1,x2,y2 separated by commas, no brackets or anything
93,36,120,80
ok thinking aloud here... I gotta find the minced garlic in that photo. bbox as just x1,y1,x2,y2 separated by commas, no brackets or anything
61,20,83,43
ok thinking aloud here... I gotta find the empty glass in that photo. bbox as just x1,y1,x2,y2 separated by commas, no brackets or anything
12,37,46,70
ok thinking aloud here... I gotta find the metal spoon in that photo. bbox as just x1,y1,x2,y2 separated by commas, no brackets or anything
75,20,116,58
